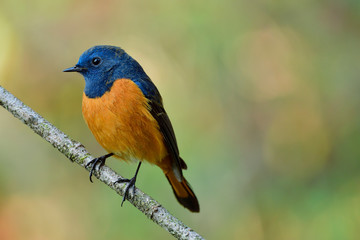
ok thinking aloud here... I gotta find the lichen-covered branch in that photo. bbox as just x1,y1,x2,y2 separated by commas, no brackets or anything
0,85,204,240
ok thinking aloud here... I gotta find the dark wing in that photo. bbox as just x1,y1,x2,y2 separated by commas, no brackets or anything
133,75,187,177
149,100,187,174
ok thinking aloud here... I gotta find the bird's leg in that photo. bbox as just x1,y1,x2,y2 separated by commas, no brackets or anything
115,161,142,206
86,153,114,183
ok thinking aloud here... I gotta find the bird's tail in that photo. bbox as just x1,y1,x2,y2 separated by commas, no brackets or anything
165,170,200,212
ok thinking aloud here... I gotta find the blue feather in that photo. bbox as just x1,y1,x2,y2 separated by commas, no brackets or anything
74,45,162,104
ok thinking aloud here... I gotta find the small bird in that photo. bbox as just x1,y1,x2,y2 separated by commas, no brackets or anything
64,45,199,212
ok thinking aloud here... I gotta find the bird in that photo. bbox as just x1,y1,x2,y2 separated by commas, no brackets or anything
63,45,199,212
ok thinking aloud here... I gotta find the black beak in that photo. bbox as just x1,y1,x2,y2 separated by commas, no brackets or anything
63,66,86,72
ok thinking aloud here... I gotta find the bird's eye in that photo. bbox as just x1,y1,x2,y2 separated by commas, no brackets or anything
92,57,101,66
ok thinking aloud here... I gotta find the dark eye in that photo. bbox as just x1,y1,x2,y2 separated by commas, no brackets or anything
92,57,101,66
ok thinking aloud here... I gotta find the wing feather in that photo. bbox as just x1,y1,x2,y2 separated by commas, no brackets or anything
149,100,187,180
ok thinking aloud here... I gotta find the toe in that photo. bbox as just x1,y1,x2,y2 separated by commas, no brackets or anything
114,177,130,184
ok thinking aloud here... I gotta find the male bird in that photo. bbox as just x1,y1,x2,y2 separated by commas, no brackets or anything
64,45,199,212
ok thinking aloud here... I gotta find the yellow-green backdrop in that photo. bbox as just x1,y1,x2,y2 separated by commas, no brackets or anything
0,1,360,239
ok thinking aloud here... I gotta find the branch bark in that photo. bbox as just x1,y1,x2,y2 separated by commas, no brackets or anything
0,85,204,240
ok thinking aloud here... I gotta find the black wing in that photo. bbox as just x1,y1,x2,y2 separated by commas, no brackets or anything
135,75,187,177
149,100,187,175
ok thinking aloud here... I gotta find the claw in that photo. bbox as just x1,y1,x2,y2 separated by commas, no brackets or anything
86,153,114,182
120,177,137,206
114,161,142,206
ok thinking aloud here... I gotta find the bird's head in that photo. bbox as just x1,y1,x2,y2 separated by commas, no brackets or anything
64,45,133,98
64,45,125,81
64,45,151,98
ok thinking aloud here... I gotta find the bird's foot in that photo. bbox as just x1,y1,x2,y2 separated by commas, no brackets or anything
86,153,114,183
115,177,137,206
114,161,142,206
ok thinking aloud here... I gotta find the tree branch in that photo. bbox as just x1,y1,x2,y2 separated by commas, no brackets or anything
0,85,204,240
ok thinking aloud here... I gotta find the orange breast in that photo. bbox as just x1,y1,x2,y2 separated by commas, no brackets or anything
82,79,168,164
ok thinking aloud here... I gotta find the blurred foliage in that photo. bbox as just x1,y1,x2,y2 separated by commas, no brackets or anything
0,0,360,239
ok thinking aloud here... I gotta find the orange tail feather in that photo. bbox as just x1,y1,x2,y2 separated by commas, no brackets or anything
165,170,200,212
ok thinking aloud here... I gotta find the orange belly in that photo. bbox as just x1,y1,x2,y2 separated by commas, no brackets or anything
82,78,168,164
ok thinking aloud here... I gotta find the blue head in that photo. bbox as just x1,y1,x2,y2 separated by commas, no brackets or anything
64,45,159,99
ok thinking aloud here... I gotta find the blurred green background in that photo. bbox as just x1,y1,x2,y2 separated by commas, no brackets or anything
1,0,360,239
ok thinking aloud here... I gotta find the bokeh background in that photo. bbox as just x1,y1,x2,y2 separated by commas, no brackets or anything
0,1,360,239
